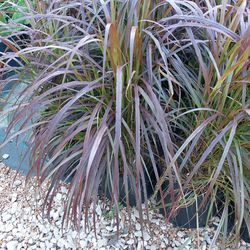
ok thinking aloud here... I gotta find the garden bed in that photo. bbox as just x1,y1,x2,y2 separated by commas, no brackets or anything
0,164,249,250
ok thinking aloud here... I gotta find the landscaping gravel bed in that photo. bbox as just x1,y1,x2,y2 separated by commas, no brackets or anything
0,164,249,250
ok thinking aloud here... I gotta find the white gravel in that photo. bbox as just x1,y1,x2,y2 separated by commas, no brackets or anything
0,163,249,250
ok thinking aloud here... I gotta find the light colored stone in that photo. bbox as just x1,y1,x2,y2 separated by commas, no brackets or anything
164,238,169,245
204,233,211,245
50,210,59,221
5,224,13,233
135,231,142,237
177,231,185,238
98,238,107,247
6,241,18,250
6,235,13,241
39,242,46,249
80,240,87,248
11,193,17,202
57,238,68,248
127,239,134,245
2,213,12,222
50,237,57,244
2,154,9,160
174,240,181,247
143,231,151,241
135,223,141,231
201,243,206,250
10,202,18,214
161,242,166,248
60,186,67,194
137,240,142,250
55,193,62,202
96,205,102,216
13,180,22,187
150,245,157,250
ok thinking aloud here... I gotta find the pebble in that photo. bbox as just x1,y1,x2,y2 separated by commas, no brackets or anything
164,238,169,245
143,231,151,241
177,231,185,238
13,180,22,187
5,224,13,233
0,165,249,250
127,239,134,245
6,241,18,250
10,202,18,214
11,193,17,202
135,223,141,231
161,242,166,248
201,243,207,250
55,193,62,202
2,154,9,160
2,213,12,222
134,231,142,237
205,234,211,244
173,240,181,247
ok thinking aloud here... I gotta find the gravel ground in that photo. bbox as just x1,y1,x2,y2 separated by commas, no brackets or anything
0,163,249,250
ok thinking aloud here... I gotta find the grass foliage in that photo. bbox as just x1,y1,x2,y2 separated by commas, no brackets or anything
0,0,249,245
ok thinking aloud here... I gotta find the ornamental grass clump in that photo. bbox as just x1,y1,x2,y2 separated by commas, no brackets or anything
1,0,186,229
0,0,250,244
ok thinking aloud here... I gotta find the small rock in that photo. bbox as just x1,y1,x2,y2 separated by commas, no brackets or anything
240,247,246,250
137,240,143,250
28,238,34,245
45,241,53,248
60,186,67,194
13,180,22,187
164,238,169,245
39,242,46,249
55,193,62,202
107,234,119,246
98,239,107,247
57,238,68,248
38,224,48,235
143,231,151,241
96,205,102,216
127,239,134,245
161,242,166,248
2,213,12,222
10,202,18,214
11,193,17,202
6,235,13,242
5,224,13,233
177,231,185,238
66,234,75,248
135,223,141,231
174,240,181,247
2,154,9,160
204,233,211,245
135,231,142,237
185,238,191,245
134,210,139,218
6,241,18,250
50,210,59,221
80,240,87,248
50,238,57,244
106,226,113,231
201,243,206,250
